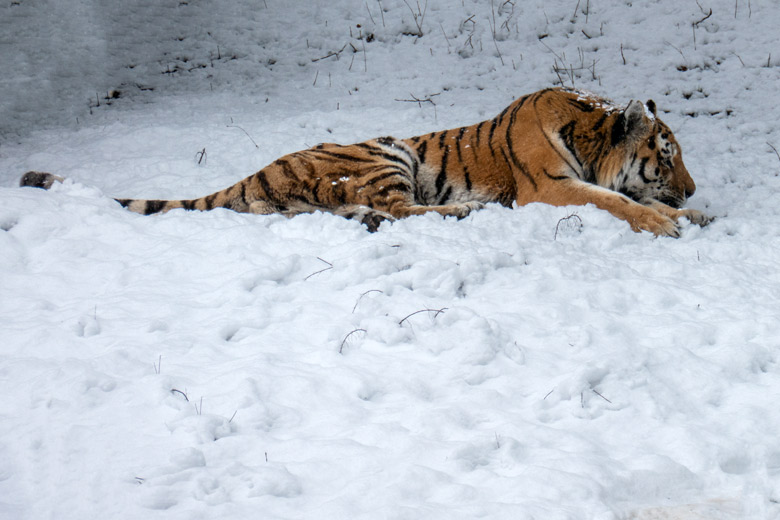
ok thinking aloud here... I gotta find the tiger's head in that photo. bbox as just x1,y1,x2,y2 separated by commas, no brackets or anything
610,99,696,209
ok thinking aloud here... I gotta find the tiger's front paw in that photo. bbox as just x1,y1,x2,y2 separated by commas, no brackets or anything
631,209,681,238
679,208,713,227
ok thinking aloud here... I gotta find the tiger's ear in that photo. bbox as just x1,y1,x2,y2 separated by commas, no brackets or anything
611,100,649,145
624,100,649,140
646,99,657,117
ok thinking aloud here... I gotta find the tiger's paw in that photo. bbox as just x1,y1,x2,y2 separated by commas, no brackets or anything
453,201,485,219
338,205,395,232
361,212,393,232
679,208,713,227
631,210,681,238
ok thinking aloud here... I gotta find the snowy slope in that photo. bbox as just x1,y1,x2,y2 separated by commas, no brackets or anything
1,1,780,519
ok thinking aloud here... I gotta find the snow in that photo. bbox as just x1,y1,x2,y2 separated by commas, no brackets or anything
1,1,780,519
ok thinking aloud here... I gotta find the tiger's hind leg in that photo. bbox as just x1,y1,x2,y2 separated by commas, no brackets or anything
365,186,485,221
386,200,485,220
359,184,485,224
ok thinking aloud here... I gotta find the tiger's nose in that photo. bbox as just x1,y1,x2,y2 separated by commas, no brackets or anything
685,185,696,198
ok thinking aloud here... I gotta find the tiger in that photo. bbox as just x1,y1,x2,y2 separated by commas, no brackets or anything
20,87,710,237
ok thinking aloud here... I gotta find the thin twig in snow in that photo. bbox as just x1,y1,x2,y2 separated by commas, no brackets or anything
768,142,780,163
339,328,367,354
554,213,582,240
312,44,348,62
377,0,385,27
538,36,564,63
440,23,451,52
693,7,713,26
488,0,505,65
665,40,689,69
171,388,189,401
195,148,207,165
352,289,384,313
227,124,259,148
365,2,376,24
403,0,427,37
592,389,612,403
398,307,448,325
395,92,440,107
305,257,334,281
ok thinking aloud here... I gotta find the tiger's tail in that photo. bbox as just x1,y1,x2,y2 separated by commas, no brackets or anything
19,170,248,216
19,171,65,190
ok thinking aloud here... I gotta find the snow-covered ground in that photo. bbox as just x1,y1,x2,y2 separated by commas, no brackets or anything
1,1,780,518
